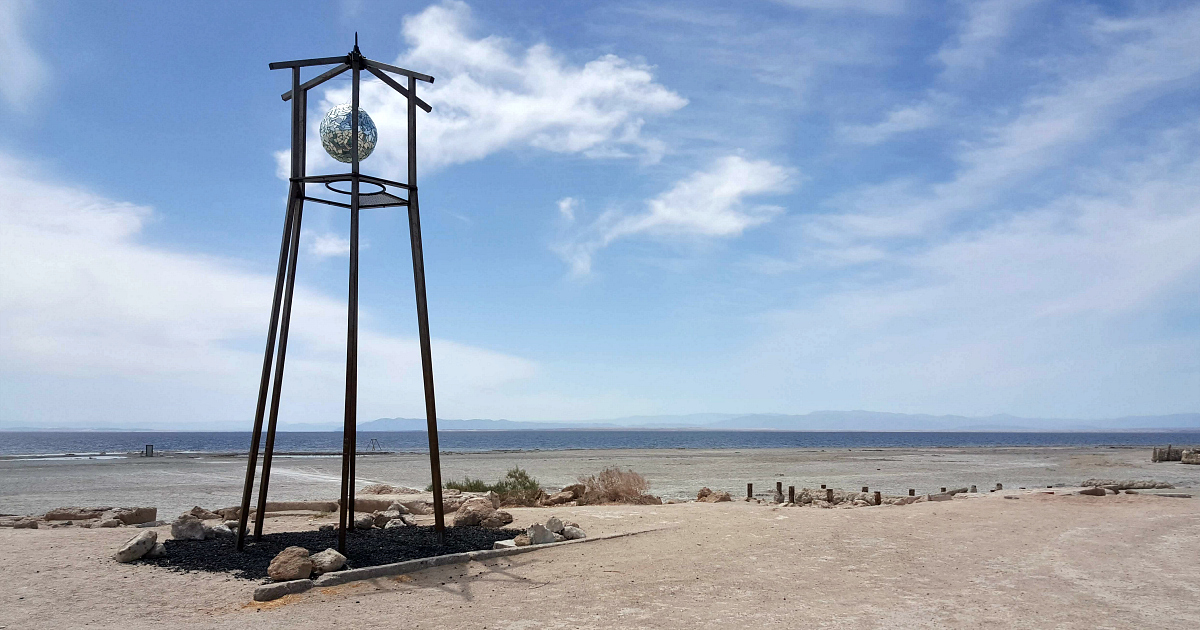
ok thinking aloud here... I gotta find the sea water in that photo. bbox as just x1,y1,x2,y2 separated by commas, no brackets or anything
2,430,1196,457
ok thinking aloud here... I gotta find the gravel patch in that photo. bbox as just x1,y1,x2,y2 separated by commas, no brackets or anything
141,525,522,581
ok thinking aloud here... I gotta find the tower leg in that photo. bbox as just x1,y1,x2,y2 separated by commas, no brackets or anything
406,75,446,539
339,58,363,554
236,185,299,551
254,193,305,540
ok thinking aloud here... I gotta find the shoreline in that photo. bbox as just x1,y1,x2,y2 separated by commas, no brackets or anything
3,445,1198,520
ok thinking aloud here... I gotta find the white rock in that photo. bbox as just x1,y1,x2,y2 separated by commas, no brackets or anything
384,517,411,529
310,548,346,575
544,516,565,534
210,524,234,538
493,539,517,550
527,523,556,545
561,525,586,540
354,514,375,529
145,542,167,558
98,518,122,528
171,515,206,541
114,530,157,563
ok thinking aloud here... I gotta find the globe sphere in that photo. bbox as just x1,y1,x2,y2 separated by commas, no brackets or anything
319,104,378,163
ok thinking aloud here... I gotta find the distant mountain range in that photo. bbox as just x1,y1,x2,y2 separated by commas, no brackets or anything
305,411,1200,433
5,411,1197,432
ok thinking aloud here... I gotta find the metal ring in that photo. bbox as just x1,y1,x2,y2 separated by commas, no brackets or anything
325,180,386,196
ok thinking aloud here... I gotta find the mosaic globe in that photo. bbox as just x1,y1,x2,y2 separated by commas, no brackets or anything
319,103,378,163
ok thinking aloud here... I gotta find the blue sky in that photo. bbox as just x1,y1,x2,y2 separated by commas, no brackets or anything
1,0,1198,428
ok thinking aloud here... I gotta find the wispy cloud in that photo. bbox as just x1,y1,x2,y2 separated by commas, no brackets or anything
747,121,1200,416
839,97,945,145
771,0,907,15
0,0,48,111
935,0,1043,76
555,156,794,275
306,232,353,258
304,1,687,177
814,3,1200,246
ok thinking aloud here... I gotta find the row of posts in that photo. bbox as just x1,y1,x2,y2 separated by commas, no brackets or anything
747,481,974,506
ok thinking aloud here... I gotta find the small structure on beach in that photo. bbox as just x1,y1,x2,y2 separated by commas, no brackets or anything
236,36,447,553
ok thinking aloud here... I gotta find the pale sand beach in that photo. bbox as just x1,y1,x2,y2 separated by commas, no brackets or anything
3,446,1198,628
3,488,1199,629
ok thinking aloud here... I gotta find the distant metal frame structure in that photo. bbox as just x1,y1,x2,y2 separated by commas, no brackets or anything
236,38,446,554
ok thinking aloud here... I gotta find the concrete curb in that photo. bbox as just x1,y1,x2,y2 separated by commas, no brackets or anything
253,578,314,601
252,528,664,602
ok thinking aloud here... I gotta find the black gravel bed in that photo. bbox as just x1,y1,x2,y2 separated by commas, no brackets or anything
141,526,523,581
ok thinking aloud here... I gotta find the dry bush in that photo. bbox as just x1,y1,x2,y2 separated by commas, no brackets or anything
576,466,655,505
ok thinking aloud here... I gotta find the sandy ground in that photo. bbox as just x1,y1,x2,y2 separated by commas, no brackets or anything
2,489,1198,629
4,445,1199,518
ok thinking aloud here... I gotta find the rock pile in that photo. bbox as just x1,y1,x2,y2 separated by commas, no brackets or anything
759,488,933,508
493,516,586,549
543,483,585,506
696,487,732,502
171,515,207,540
358,483,421,495
1081,479,1175,490
1,506,159,530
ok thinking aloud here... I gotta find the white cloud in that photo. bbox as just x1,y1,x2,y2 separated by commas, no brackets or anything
0,0,48,110
303,1,687,176
839,98,942,145
307,232,352,258
556,197,578,222
935,0,1043,75
771,0,906,15
0,153,537,428
555,156,793,275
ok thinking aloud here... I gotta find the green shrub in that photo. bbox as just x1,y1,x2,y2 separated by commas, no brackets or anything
442,476,492,493
429,466,543,506
494,466,542,506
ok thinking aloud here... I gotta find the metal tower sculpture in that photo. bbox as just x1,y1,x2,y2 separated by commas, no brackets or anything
237,38,446,553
